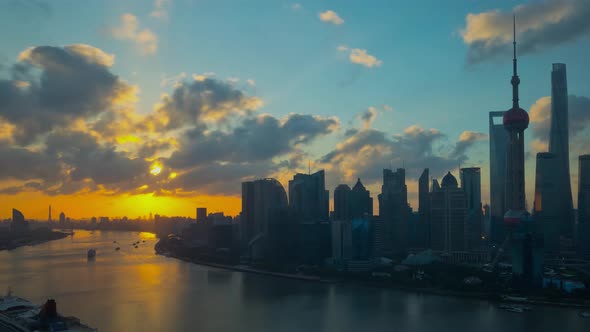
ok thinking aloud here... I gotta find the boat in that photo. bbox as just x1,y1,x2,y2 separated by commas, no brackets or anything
506,307,524,313
0,290,96,331
87,249,96,259
115,247,120,251
580,312,590,318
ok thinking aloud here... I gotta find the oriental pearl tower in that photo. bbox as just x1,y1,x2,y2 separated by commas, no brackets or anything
503,16,529,227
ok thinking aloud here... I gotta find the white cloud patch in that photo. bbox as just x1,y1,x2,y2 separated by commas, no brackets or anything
338,46,382,68
151,0,172,20
319,10,344,25
461,0,590,63
110,14,158,55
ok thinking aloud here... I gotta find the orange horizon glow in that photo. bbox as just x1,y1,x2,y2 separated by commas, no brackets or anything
0,192,241,220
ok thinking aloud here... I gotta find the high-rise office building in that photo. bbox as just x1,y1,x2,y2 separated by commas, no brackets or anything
418,168,430,248
10,208,29,233
48,205,52,223
429,172,467,252
533,153,560,253
549,63,574,237
59,212,66,224
289,170,329,222
241,178,288,260
334,184,351,220
196,207,207,223
489,111,508,244
350,178,372,219
460,167,482,250
378,168,411,254
577,155,590,258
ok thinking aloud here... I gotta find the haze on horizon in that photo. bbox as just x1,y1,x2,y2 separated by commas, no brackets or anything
1,0,589,220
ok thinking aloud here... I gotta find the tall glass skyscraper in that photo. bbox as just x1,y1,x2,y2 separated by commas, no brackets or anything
577,155,590,258
533,152,560,253
489,111,508,244
549,63,574,237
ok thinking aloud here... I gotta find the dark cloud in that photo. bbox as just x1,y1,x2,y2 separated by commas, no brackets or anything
148,77,263,130
320,126,482,186
167,113,338,169
530,95,590,140
462,0,590,64
451,131,487,159
0,44,134,144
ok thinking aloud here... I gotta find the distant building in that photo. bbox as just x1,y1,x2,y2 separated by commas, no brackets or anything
10,208,28,233
241,178,288,261
418,168,430,248
288,170,329,222
460,167,482,250
48,205,52,223
489,111,508,244
533,153,560,253
350,178,373,219
59,212,66,224
333,184,351,220
577,155,590,258
549,63,574,238
196,208,207,223
331,220,352,265
378,168,411,254
430,172,467,252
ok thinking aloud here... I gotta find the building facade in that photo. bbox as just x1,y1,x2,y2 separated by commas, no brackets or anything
577,155,590,258
378,168,411,254
533,152,560,253
460,167,482,250
430,172,467,252
489,111,508,244
549,63,574,238
288,170,329,222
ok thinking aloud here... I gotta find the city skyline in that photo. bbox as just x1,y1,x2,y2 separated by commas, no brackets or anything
1,0,590,220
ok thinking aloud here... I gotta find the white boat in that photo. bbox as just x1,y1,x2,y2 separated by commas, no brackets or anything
506,307,524,313
580,312,590,318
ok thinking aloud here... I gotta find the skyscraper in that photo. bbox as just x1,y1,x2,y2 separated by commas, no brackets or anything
460,167,482,250
577,155,590,258
350,178,372,219
378,168,410,254
288,170,329,222
48,205,52,223
333,184,351,220
429,172,467,252
533,153,560,253
11,208,29,233
489,111,508,244
196,207,207,223
241,178,288,260
549,63,574,237
418,168,430,248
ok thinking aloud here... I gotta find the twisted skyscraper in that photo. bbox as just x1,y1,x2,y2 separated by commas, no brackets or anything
549,63,574,237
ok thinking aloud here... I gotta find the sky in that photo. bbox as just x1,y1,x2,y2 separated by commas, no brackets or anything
0,0,589,220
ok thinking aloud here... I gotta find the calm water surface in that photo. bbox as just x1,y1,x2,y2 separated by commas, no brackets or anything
0,230,587,332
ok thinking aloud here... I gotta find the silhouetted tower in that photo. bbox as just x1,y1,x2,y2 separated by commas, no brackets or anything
48,205,52,222
503,16,529,226
577,155,590,258
418,168,430,248
489,111,508,243
549,63,574,237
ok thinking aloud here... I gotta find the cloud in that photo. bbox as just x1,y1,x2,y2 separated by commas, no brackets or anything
338,46,382,68
461,0,590,64
320,125,478,186
146,77,263,130
0,44,136,144
110,14,158,55
359,107,377,129
319,10,344,25
167,113,339,169
529,95,590,140
451,131,488,159
291,3,302,11
150,0,171,20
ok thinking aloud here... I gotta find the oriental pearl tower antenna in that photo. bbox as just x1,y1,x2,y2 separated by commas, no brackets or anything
491,15,530,270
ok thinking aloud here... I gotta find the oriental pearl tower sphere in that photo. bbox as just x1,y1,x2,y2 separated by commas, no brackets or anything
503,16,529,227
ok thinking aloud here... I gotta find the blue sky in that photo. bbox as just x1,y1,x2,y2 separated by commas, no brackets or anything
0,0,589,217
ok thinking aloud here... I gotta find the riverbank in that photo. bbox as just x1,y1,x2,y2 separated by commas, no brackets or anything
155,239,590,309
0,230,70,251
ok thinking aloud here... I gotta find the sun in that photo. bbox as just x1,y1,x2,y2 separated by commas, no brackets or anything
150,163,162,176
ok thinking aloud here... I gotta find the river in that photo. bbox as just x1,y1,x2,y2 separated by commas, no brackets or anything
0,230,587,331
